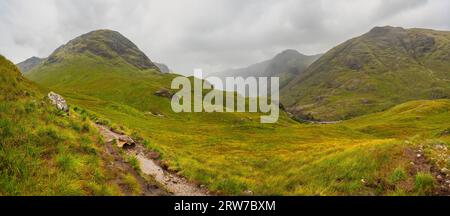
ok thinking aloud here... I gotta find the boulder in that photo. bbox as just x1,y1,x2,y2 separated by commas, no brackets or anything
48,92,69,113
117,135,135,148
154,88,173,98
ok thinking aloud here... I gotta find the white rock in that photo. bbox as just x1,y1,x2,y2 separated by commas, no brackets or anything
48,92,69,113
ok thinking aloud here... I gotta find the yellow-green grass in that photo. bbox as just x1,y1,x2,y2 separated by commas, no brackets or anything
69,92,450,195
0,55,145,195
25,43,450,195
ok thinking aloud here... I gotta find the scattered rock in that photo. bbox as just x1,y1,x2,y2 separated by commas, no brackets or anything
441,168,449,174
154,88,173,98
117,135,135,148
361,98,370,104
146,111,164,117
436,175,443,180
439,128,450,137
147,151,160,159
417,154,422,158
48,92,69,113
243,190,253,195
435,144,448,151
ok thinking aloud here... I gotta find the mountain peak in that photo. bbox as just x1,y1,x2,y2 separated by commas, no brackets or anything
46,29,159,71
367,26,406,37
272,49,307,62
279,49,303,56
17,56,45,74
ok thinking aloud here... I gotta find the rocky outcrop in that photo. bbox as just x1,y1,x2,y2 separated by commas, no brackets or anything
117,135,135,148
154,88,173,98
48,92,69,113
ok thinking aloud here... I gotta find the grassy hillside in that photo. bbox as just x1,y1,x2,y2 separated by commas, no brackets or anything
0,55,151,195
67,92,450,195
281,26,450,121
26,29,450,195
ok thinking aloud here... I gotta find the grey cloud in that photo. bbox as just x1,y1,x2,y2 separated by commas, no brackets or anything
0,0,448,75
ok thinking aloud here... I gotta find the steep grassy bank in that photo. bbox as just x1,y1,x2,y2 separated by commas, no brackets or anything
0,55,148,195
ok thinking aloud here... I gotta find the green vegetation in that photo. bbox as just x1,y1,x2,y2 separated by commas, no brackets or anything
281,26,450,121
15,29,450,195
0,55,146,195
127,155,141,172
414,172,435,195
63,91,450,195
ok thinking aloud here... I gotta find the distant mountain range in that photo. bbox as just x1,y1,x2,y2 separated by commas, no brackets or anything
154,62,171,73
22,26,450,121
17,56,45,73
210,49,321,89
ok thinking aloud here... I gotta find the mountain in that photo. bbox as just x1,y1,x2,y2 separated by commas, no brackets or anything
210,49,321,89
281,26,450,121
16,56,45,74
26,29,176,113
44,29,159,71
155,62,171,73
0,55,146,195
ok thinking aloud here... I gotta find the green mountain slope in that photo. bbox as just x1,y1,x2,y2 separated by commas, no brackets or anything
26,30,178,115
0,55,146,195
210,49,321,89
281,26,450,121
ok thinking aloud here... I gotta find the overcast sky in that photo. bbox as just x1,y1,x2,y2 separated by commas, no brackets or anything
0,0,449,75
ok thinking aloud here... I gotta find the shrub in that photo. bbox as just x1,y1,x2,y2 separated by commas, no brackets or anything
122,174,141,195
81,123,90,133
56,154,76,171
0,119,13,138
414,172,435,195
127,155,140,172
389,167,407,184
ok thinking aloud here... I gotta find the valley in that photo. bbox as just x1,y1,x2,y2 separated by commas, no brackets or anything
1,27,449,196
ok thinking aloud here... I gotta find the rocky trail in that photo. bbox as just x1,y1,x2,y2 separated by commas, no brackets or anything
96,124,209,196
